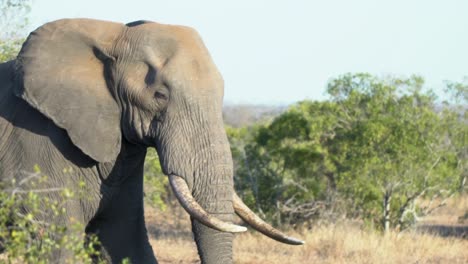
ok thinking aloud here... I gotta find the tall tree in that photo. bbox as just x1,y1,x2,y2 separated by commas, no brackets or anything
230,73,465,230
0,0,31,62
443,77,468,194
326,74,461,231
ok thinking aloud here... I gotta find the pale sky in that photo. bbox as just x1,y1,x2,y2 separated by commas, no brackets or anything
28,0,468,104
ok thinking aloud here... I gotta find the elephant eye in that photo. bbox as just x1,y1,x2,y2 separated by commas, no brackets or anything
155,90,168,101
145,65,157,85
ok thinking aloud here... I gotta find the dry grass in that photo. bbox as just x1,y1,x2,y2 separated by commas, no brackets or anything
149,223,467,264
3,197,465,263
419,194,468,225
232,225,467,264
147,196,468,264
150,238,199,264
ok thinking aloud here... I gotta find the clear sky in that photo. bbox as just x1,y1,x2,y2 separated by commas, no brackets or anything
28,0,468,104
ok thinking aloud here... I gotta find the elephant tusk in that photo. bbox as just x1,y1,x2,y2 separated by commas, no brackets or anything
169,174,247,233
233,193,305,245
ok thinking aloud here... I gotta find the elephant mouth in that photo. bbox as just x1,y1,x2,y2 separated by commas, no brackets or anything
169,174,305,245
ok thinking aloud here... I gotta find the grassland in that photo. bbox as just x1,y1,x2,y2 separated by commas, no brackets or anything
147,196,468,264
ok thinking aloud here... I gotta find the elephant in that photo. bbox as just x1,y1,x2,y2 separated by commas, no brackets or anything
0,18,303,263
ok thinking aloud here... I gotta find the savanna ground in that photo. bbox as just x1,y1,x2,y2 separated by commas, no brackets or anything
147,196,468,264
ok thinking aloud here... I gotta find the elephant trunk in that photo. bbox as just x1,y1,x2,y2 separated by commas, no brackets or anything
158,102,240,262
170,173,236,263
191,174,234,263
189,137,237,263
159,91,303,263
192,216,234,263
169,174,245,233
165,120,304,263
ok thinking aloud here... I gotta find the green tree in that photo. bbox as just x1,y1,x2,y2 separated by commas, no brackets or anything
326,74,461,231
0,0,31,62
231,73,465,231
230,102,341,225
143,148,170,211
0,171,102,263
443,77,467,194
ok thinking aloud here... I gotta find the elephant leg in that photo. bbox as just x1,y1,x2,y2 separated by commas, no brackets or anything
86,213,156,264
86,173,156,264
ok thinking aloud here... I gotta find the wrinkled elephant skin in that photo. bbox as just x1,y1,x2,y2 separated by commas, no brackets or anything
0,19,302,264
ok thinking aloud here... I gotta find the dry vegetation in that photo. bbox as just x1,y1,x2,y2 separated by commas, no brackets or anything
147,196,468,264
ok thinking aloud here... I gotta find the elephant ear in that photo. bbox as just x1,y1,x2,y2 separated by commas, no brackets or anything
14,19,124,163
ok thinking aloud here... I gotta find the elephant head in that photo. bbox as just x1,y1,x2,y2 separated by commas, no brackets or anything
14,19,303,262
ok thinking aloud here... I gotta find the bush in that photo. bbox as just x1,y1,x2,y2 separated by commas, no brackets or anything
143,148,170,211
229,74,465,230
0,171,102,264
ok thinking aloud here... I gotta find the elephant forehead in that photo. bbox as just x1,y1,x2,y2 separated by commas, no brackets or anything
126,23,209,60
140,22,201,43
124,22,224,90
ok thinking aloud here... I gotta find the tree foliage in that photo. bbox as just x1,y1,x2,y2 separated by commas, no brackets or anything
144,149,170,211
0,0,31,62
229,73,466,230
0,170,102,263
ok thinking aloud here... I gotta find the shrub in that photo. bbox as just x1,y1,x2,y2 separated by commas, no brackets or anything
0,171,102,264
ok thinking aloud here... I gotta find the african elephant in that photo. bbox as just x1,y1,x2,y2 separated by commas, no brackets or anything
0,18,303,263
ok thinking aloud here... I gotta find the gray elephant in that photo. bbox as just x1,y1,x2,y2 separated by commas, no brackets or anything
0,19,303,263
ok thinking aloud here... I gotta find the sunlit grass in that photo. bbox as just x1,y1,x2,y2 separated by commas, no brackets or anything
232,224,466,264
147,196,468,263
